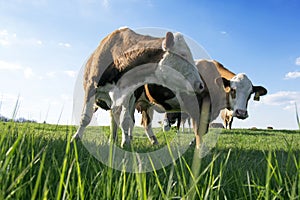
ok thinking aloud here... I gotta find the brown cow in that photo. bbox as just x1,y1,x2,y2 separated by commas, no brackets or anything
72,28,205,147
163,60,268,130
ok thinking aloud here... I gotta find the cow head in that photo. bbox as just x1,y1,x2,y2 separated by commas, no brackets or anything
159,32,205,95
223,73,267,119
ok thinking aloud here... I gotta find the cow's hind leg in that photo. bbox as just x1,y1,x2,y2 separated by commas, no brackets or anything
118,95,136,148
109,110,118,143
141,108,159,145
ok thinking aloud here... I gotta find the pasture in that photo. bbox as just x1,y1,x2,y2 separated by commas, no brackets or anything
0,122,299,199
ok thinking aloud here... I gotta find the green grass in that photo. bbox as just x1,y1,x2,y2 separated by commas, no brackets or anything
0,122,299,199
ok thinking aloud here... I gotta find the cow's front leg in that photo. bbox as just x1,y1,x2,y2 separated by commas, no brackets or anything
71,94,96,142
195,96,210,149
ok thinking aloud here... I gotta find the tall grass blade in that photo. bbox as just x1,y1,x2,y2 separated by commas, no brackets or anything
55,129,71,200
55,104,64,128
11,94,21,120
31,149,47,200
295,103,300,130
73,140,84,200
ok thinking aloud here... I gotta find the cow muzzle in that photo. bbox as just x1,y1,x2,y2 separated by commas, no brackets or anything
234,109,248,119
194,81,205,94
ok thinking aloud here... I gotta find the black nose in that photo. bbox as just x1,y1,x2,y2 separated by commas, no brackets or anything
194,81,205,94
235,109,248,119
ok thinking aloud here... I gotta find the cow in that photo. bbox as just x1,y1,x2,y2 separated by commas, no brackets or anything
71,27,205,147
220,108,233,129
162,60,267,131
128,59,227,149
214,61,267,129
209,123,224,128
162,112,191,133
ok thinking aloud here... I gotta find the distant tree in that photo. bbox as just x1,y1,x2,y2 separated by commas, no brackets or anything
0,115,9,122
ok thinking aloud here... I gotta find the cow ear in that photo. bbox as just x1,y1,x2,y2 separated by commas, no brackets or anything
253,86,267,101
215,77,224,87
163,32,174,50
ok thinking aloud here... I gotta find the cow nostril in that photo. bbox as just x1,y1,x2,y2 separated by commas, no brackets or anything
235,109,248,119
194,81,205,93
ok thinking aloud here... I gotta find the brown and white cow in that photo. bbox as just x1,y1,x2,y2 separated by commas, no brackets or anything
72,28,205,147
220,108,234,129
162,60,267,130
129,59,227,148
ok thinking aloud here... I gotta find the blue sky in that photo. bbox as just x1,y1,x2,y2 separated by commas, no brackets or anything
0,0,300,129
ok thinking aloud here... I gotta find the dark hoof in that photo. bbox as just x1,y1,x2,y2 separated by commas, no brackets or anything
150,136,159,145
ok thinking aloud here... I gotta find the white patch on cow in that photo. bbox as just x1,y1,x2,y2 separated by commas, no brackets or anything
160,33,204,94
118,26,128,30
229,73,253,118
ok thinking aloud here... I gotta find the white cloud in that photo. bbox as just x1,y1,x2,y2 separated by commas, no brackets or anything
23,67,34,79
0,29,44,47
46,71,56,78
0,60,22,70
63,70,77,78
36,40,43,45
220,31,227,35
0,29,17,46
102,0,109,8
0,60,36,79
60,94,72,101
285,71,300,79
296,57,300,66
58,42,71,48
261,91,300,110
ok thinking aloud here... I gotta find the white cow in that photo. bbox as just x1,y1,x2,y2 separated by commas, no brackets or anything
72,28,205,147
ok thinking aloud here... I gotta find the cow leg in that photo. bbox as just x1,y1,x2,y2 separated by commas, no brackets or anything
187,117,191,133
194,96,210,149
141,108,159,145
109,110,118,142
162,113,171,132
119,95,136,148
224,120,228,129
71,94,95,141
229,117,233,130
181,120,184,133
176,117,181,134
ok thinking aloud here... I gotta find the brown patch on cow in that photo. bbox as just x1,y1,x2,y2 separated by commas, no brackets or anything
83,28,164,102
212,60,236,80
163,32,174,50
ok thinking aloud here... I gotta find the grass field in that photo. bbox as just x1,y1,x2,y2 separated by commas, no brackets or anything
0,122,299,199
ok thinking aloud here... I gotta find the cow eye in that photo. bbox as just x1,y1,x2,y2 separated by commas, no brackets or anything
230,88,236,99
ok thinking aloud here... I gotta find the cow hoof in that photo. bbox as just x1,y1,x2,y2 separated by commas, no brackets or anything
189,138,196,146
121,139,131,148
108,137,118,144
71,134,80,143
163,126,170,132
150,136,159,145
